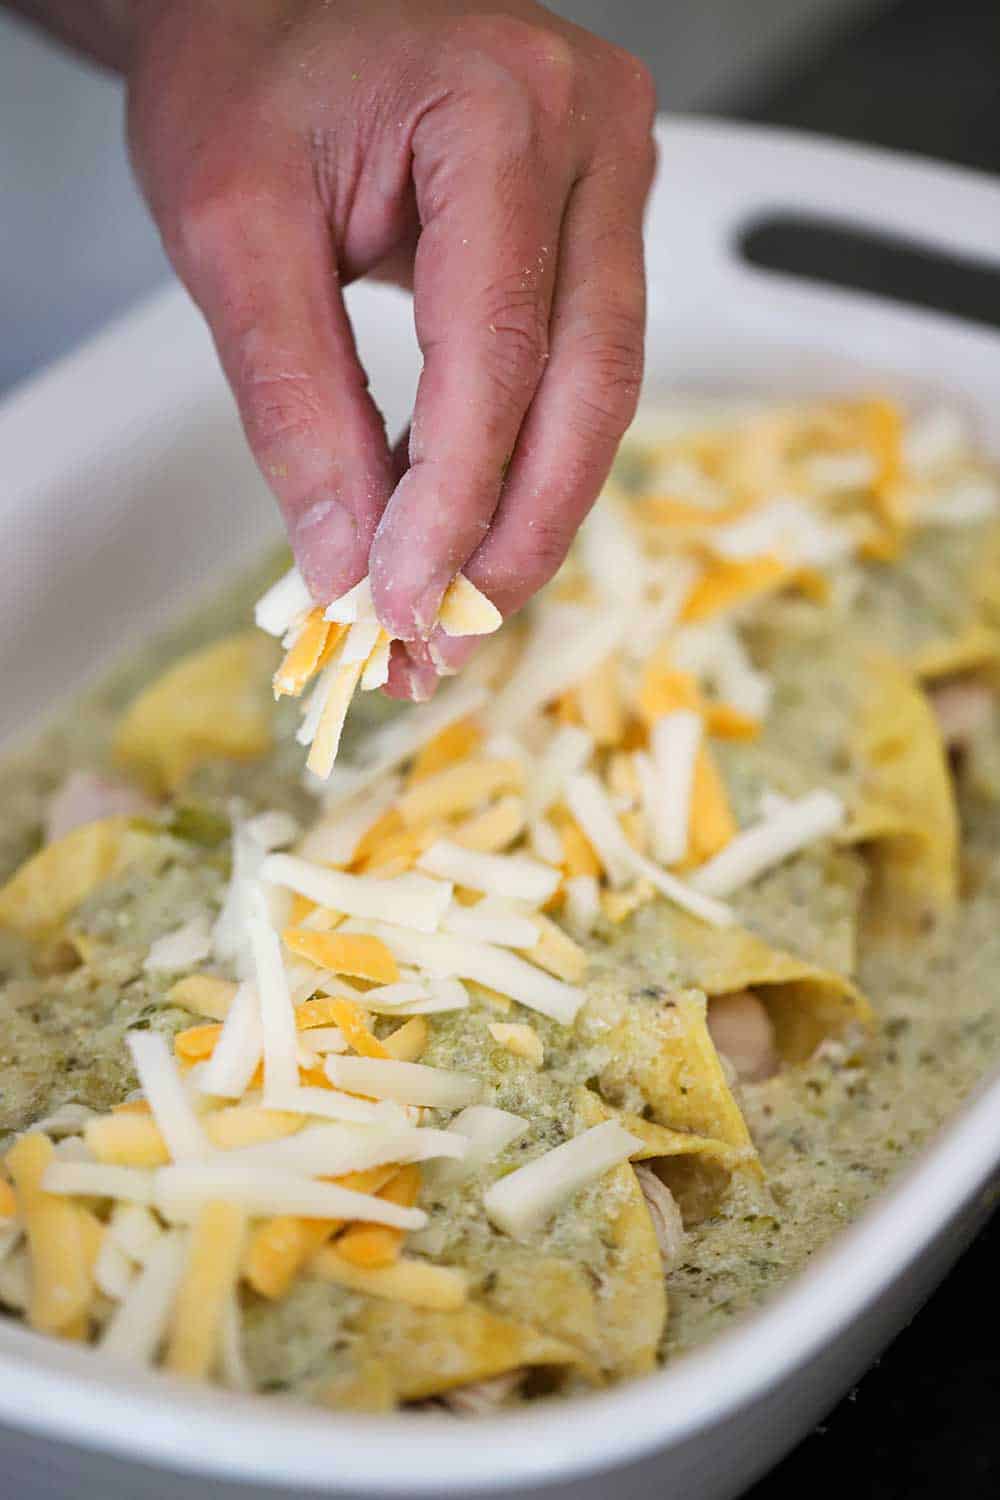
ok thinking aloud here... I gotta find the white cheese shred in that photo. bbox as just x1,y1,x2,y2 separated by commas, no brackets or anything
565,771,732,928
254,567,312,639
324,1056,482,1110
692,788,846,897
247,894,300,1100
483,1121,643,1240
260,854,452,934
650,710,702,866
418,840,560,906
434,1106,530,1184
127,1033,208,1164
197,981,263,1100
347,922,586,1025
99,1230,189,1365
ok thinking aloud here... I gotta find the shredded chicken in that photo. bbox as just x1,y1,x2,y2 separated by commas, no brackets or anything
707,989,779,1083
45,770,151,844
930,680,994,749
635,1165,686,1271
440,1370,524,1416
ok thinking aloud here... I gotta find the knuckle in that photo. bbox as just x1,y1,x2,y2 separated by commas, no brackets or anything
165,164,249,275
603,47,657,136
449,15,578,130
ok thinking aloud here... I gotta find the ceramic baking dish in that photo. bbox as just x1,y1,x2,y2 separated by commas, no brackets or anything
1,118,999,1500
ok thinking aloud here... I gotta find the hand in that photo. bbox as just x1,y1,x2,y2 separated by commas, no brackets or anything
127,0,656,697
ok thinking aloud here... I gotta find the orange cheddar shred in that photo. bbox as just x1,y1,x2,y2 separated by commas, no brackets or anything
335,1166,421,1269
283,929,399,985
273,609,333,699
324,998,389,1059
408,719,482,783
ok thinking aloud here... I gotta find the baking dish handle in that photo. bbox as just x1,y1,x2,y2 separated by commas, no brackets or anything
651,117,1000,292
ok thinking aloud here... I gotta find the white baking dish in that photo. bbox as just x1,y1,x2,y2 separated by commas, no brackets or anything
1,118,999,1500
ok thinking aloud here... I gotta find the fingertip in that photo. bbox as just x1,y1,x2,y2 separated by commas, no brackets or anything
291,497,367,604
369,521,448,642
428,629,478,677
382,641,440,702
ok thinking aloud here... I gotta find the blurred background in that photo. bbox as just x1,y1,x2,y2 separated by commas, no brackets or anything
3,0,999,395
1,1,998,1496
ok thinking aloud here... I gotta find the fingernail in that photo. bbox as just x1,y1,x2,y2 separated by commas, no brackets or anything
292,499,359,603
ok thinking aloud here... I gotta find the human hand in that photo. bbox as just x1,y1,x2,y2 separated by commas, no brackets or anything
127,0,656,697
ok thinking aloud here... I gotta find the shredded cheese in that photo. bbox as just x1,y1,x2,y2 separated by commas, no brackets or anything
335,1164,421,1268
324,576,374,625
486,605,629,731
261,1085,389,1125
297,781,400,867
692,788,845,897
483,1121,643,1240
451,794,526,854
197,981,263,1100
418,840,560,906
443,901,539,950
434,1106,529,1184
650,710,703,865
99,1230,188,1365
246,902,300,1100
164,1199,247,1379
273,608,332,698
154,1164,429,1229
396,759,523,829
563,873,600,936
127,1033,208,1164
261,854,452,934
6,1134,96,1334
438,574,503,637
311,1248,467,1309
42,1161,156,1204
167,975,237,1023
488,1022,544,1068
564,772,732,928
324,1056,480,1110
349,922,585,1025
255,567,312,639
144,915,213,975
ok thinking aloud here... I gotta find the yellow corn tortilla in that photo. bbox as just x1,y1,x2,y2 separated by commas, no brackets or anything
574,1089,666,1378
652,907,873,1064
0,817,150,940
845,654,958,926
911,623,1000,683
114,632,277,795
351,1301,582,1403
598,989,758,1164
